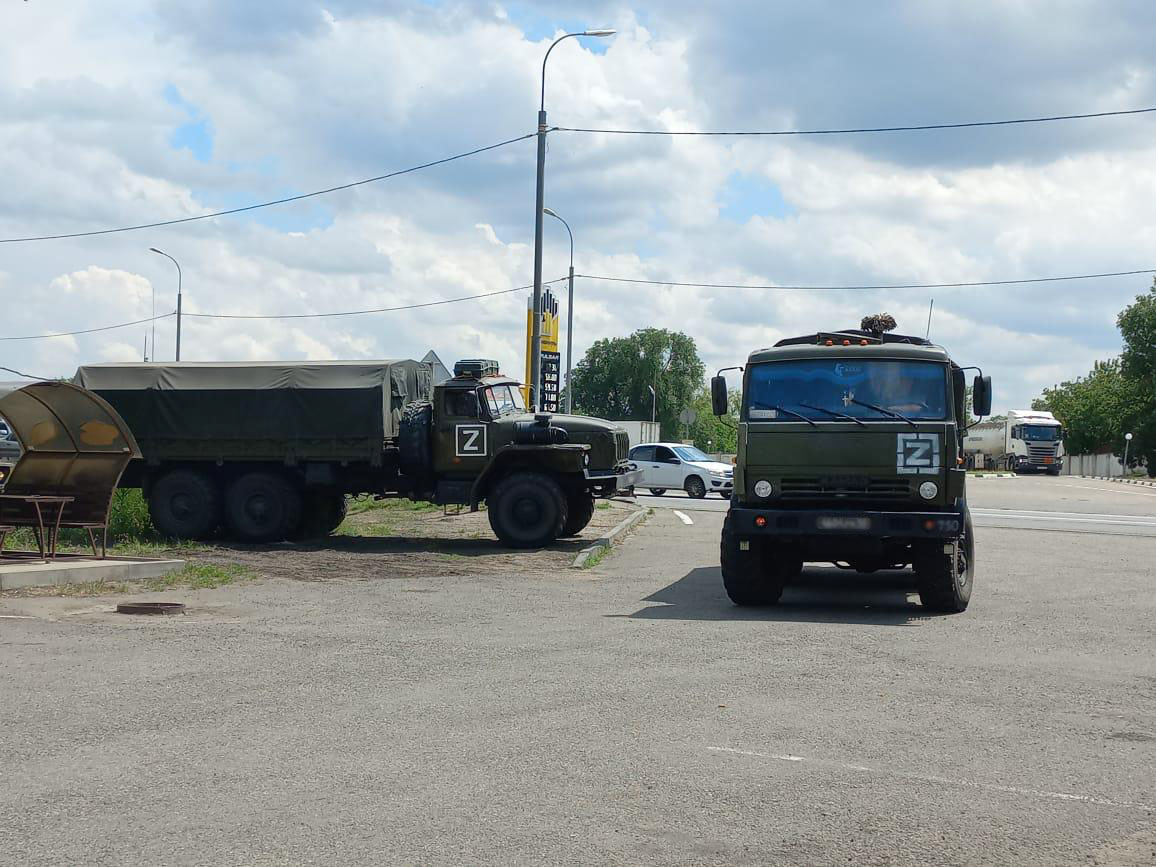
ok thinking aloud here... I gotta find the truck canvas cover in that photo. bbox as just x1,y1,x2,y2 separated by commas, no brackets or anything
73,360,431,462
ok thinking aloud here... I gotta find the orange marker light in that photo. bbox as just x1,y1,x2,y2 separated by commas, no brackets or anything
923,519,936,531
754,515,768,528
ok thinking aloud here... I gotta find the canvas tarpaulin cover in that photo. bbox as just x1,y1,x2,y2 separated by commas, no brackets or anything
73,360,432,463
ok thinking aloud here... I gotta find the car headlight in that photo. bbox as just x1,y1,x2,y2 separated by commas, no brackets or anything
918,481,939,500
754,479,773,498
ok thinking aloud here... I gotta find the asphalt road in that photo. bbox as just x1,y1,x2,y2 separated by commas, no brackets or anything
1,476,1154,865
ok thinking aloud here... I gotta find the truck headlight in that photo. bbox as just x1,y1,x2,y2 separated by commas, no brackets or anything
754,479,773,498
918,481,939,500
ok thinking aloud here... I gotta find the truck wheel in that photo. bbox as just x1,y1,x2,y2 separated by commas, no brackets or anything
487,472,567,548
225,472,302,543
648,488,666,496
149,469,220,540
295,492,347,539
915,515,974,614
560,491,596,537
399,401,433,489
685,476,707,499
720,515,794,606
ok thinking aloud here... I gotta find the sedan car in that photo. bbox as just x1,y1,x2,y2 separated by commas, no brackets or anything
627,442,733,498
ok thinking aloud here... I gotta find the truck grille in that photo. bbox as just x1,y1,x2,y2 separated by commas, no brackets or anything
1027,445,1058,464
779,476,911,500
613,430,629,461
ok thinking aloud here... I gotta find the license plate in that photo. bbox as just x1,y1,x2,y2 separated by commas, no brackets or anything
817,516,871,531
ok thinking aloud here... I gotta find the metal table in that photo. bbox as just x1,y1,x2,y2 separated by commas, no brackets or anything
0,495,75,562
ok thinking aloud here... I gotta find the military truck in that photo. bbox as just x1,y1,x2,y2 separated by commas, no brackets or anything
74,359,638,547
710,320,992,613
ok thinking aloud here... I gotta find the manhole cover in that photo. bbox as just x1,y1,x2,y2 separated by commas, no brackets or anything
115,602,186,616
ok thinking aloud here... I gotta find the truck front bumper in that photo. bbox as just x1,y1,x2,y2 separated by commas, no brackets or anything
585,466,643,494
730,506,965,539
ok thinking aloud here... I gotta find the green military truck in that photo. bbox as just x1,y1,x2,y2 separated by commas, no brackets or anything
710,318,992,613
74,358,638,547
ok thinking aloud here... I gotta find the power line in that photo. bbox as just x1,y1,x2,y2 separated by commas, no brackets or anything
1,365,52,380
556,106,1156,137
0,312,175,342
0,133,535,244
575,268,1156,291
184,277,568,320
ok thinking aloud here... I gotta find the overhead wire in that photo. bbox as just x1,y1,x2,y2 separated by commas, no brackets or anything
0,133,536,244
555,106,1156,136
0,312,176,342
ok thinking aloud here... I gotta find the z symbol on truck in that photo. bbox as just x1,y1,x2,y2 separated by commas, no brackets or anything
455,424,487,457
896,433,940,474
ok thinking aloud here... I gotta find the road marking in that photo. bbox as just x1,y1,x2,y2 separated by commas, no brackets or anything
672,510,694,525
972,512,1156,527
973,508,1156,521
707,747,1154,812
1056,483,1156,498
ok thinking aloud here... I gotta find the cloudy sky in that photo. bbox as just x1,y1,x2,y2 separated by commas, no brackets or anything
2,0,1155,411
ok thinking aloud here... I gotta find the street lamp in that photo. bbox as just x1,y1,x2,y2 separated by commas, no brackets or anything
149,247,183,361
529,27,615,409
648,384,656,424
1124,432,1134,476
542,207,575,414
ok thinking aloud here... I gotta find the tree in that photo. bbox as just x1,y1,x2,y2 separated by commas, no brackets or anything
686,387,741,453
569,329,705,440
1116,281,1156,471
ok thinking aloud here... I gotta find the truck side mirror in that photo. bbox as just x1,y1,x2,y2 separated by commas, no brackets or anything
972,375,992,417
710,376,728,416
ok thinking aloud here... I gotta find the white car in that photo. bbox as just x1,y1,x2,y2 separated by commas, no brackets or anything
627,442,733,498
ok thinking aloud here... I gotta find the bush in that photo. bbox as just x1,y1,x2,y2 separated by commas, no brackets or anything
107,488,157,543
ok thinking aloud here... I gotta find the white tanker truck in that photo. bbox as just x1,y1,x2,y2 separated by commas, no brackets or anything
963,409,1065,475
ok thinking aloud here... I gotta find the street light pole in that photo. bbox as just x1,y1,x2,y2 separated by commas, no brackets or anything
1124,432,1134,476
648,384,656,424
149,247,183,361
530,28,614,410
543,207,574,414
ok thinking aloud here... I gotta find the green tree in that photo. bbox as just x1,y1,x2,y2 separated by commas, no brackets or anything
1116,281,1156,471
570,329,705,440
1034,359,1149,459
686,387,741,453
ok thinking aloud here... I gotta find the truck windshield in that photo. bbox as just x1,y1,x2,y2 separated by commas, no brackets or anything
745,359,948,422
483,385,526,416
1022,425,1060,441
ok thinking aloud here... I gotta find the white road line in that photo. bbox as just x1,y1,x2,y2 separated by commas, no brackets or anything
972,513,1156,527
973,508,1156,521
1056,483,1156,498
707,747,1154,812
672,510,694,525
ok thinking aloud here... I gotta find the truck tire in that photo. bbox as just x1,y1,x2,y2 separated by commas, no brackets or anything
685,476,707,499
915,514,974,614
560,491,596,537
294,492,347,539
487,472,567,548
399,401,433,487
225,472,302,543
149,469,220,540
720,514,797,606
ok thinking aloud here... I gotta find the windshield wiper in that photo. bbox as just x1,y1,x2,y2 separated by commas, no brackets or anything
752,403,816,427
796,402,866,427
848,398,916,428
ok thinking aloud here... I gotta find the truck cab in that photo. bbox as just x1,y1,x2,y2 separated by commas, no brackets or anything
712,325,992,613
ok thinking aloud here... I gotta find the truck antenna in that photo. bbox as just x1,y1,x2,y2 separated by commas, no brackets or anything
924,298,935,340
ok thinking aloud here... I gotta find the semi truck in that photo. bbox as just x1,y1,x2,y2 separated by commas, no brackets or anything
711,317,992,613
962,409,1064,474
74,358,639,548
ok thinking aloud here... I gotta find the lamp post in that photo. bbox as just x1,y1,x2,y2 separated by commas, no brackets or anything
648,384,656,424
529,28,614,409
1124,432,1134,476
149,247,183,361
542,207,575,414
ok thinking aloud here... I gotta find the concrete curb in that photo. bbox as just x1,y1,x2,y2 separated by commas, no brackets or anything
969,473,1016,479
570,508,649,568
0,557,185,591
1078,475,1156,487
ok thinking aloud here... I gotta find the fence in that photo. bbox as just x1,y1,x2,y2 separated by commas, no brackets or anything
1063,453,1124,477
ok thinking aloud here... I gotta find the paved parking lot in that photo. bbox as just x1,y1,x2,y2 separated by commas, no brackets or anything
1,476,1153,865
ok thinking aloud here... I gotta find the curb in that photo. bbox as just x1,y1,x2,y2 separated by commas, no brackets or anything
570,508,649,568
1079,475,1156,487
969,473,1016,479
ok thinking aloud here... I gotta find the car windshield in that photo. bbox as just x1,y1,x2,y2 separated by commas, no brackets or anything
1022,425,1060,441
483,385,526,416
673,446,711,462
745,359,948,421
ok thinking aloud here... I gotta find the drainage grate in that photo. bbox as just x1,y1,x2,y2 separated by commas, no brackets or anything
115,602,186,616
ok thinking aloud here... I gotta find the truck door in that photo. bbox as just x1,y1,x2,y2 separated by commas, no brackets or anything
434,388,489,477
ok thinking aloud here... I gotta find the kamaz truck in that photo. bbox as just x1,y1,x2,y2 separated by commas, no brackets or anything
74,359,638,548
711,320,992,613
963,409,1064,474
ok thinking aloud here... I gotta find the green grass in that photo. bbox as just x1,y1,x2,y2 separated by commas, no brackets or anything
336,520,394,537
31,562,255,597
596,501,612,510
581,544,611,569
345,496,440,516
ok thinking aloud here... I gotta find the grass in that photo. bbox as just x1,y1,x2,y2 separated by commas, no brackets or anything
346,496,440,516
596,501,612,510
581,544,611,569
336,520,394,537
21,562,256,598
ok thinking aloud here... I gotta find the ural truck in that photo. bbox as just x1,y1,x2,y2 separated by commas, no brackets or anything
963,409,1064,474
711,320,992,613
73,359,638,548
